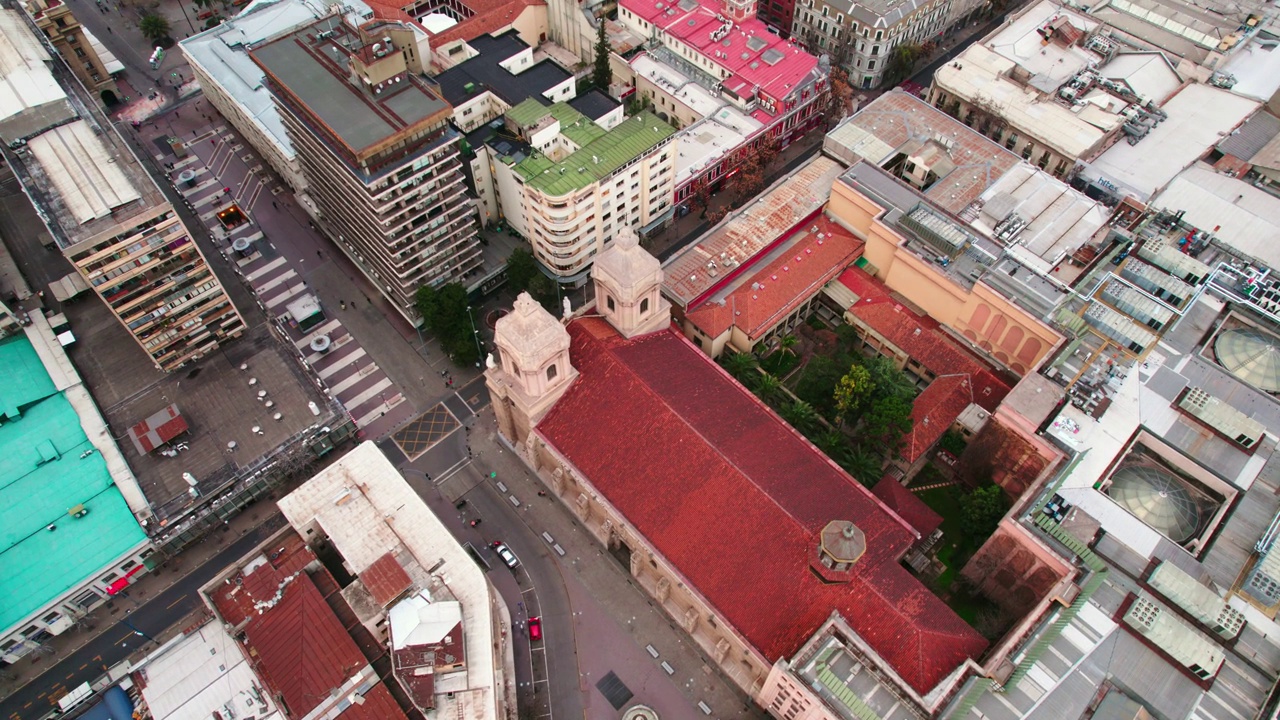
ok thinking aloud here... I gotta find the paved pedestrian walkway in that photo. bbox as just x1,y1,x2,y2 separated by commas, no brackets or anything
158,125,415,438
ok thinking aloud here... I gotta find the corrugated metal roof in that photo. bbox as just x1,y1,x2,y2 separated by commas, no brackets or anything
26,121,141,224
360,552,412,607
1216,110,1280,160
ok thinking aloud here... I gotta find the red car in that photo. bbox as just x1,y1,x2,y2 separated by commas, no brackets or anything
528,616,542,641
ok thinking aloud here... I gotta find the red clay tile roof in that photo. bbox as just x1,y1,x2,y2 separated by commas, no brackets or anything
872,478,943,538
685,216,863,339
340,683,406,720
536,319,987,693
361,553,412,608
902,375,973,464
421,0,543,46
838,267,1011,414
209,533,316,628
242,572,395,718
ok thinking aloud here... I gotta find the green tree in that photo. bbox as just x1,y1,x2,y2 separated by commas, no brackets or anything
861,392,914,449
191,0,213,9
527,274,558,310
505,247,539,295
779,334,799,356
721,351,758,383
939,430,968,457
592,19,612,90
833,363,872,424
814,430,849,462
780,400,819,433
139,13,171,42
756,372,783,405
415,283,480,367
795,355,844,419
843,443,884,486
959,484,1009,541
882,44,923,87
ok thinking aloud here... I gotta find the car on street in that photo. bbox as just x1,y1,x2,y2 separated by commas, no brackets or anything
493,541,519,569
528,616,542,641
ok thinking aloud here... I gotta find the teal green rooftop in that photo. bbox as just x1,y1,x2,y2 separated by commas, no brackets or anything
0,336,146,631
514,106,675,197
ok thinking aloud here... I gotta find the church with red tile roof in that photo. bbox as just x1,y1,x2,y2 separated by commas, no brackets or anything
485,228,988,716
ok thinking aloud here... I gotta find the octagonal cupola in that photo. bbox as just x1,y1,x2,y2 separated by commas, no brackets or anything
492,292,576,403
592,228,671,339
811,520,865,583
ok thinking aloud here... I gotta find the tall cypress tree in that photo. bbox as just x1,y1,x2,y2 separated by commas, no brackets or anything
593,19,612,90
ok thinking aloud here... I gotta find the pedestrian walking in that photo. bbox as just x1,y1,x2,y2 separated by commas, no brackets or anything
340,301,347,310
272,201,278,209
107,25,112,31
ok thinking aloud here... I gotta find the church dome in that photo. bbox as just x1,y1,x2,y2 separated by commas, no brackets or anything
1107,464,1204,543
593,228,662,298
494,292,569,361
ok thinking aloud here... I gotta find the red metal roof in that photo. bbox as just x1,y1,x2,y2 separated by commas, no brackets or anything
620,0,819,107
127,404,189,454
536,319,987,693
340,682,405,720
872,478,943,538
685,216,863,339
361,553,412,608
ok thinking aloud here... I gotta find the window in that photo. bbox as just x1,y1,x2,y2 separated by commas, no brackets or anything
868,59,876,70
875,29,883,40
547,364,558,381
641,298,650,315
74,47,85,57
42,611,61,624
606,295,616,312
870,45,879,55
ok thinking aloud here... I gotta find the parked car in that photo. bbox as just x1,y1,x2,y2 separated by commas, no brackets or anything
528,616,542,641
493,542,519,569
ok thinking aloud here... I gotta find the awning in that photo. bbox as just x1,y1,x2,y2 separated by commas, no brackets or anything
105,564,144,595
640,207,675,237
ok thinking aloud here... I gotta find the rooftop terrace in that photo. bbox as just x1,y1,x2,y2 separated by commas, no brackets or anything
514,109,676,196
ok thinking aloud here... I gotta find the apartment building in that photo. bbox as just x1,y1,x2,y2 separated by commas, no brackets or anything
617,0,828,202
791,0,980,88
468,99,676,280
20,0,120,102
1,10,244,372
251,16,481,321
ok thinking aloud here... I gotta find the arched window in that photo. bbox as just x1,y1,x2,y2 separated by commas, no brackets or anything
547,364,558,381
641,297,650,315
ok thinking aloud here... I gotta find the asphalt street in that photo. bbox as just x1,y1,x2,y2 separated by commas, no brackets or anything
0,515,287,720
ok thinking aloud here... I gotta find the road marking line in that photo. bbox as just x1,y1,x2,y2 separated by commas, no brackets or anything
79,663,87,670
521,586,538,595
167,595,186,610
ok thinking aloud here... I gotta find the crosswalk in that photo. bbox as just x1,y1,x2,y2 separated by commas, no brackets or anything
163,125,407,432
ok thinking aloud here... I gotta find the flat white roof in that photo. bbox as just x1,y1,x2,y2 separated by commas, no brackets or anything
972,163,1108,264
1220,34,1280,103
137,621,283,720
0,9,67,122
984,1,1100,92
1151,164,1280,267
1085,83,1258,200
277,442,498,720
27,120,141,224
934,45,1115,159
632,54,724,117
675,106,763,188
180,0,374,163
1101,52,1181,104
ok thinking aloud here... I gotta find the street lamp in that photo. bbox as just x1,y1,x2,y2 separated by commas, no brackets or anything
465,306,483,368
177,1,196,36
120,617,155,643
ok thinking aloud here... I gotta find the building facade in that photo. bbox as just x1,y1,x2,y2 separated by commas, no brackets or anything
20,0,118,102
252,17,481,322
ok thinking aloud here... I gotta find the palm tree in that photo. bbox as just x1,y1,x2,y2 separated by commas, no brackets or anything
844,444,885,486
815,430,849,462
779,334,799,356
721,351,758,381
780,400,819,433
139,13,171,43
756,372,783,405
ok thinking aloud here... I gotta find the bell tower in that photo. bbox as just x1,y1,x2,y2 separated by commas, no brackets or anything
591,228,671,339
485,292,579,445
722,0,756,23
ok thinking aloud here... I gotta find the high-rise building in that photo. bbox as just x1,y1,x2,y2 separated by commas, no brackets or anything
251,16,481,322
0,9,245,371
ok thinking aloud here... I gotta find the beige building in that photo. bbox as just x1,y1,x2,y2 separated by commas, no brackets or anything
20,0,119,102
251,16,480,322
927,1,1183,178
1,10,244,371
469,99,677,280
